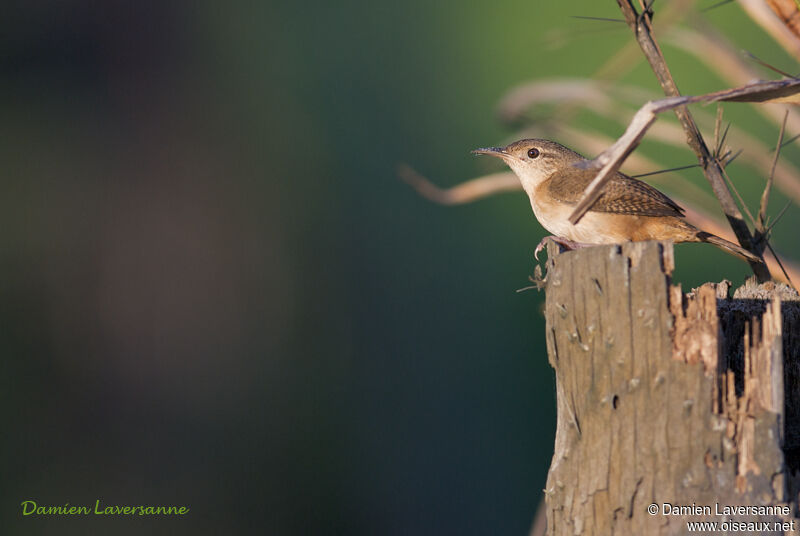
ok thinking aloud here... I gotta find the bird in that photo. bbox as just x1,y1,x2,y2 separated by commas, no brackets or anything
472,138,762,263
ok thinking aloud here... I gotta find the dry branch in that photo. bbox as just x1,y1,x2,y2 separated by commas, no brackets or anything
565,78,800,229
400,164,800,286
398,165,520,205
500,77,800,206
614,0,771,281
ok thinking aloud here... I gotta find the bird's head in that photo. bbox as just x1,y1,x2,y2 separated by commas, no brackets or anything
472,139,585,190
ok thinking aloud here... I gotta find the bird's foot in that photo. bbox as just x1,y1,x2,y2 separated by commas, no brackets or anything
534,236,593,260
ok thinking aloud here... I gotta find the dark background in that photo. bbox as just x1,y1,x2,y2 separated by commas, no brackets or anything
2,1,798,535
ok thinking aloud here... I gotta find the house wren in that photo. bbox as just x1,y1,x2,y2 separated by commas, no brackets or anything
472,138,762,262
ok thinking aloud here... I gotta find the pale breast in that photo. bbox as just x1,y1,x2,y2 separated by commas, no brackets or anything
529,195,637,244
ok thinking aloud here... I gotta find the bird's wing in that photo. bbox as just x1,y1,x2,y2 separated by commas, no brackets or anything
545,166,685,217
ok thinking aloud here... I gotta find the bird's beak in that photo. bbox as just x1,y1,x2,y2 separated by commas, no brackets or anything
471,146,509,159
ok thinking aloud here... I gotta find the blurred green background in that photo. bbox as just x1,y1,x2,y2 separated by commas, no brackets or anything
2,1,798,534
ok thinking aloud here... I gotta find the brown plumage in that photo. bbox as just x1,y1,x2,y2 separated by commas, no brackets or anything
544,166,685,218
472,138,763,263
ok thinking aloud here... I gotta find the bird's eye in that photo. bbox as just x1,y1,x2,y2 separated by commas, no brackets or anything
527,148,540,159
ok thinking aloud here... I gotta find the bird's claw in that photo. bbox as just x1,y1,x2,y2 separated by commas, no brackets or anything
534,238,548,261
535,236,591,261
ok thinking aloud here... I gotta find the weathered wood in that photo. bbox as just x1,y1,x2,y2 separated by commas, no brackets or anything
543,240,800,535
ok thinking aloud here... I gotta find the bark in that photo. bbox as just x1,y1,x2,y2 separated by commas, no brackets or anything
543,240,800,535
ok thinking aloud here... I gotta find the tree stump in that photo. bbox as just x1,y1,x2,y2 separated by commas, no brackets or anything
542,240,800,535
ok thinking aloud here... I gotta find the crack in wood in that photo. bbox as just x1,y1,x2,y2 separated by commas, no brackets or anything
543,240,800,535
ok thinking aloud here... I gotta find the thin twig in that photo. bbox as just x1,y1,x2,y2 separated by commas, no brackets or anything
718,162,758,227
766,242,796,290
724,149,743,166
632,163,700,177
717,123,731,156
571,16,626,23
780,132,800,148
759,111,788,229
742,50,797,80
712,100,731,161
700,0,735,12
616,0,769,280
766,199,793,234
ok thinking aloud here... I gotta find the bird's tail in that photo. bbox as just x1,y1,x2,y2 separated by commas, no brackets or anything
696,231,763,263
